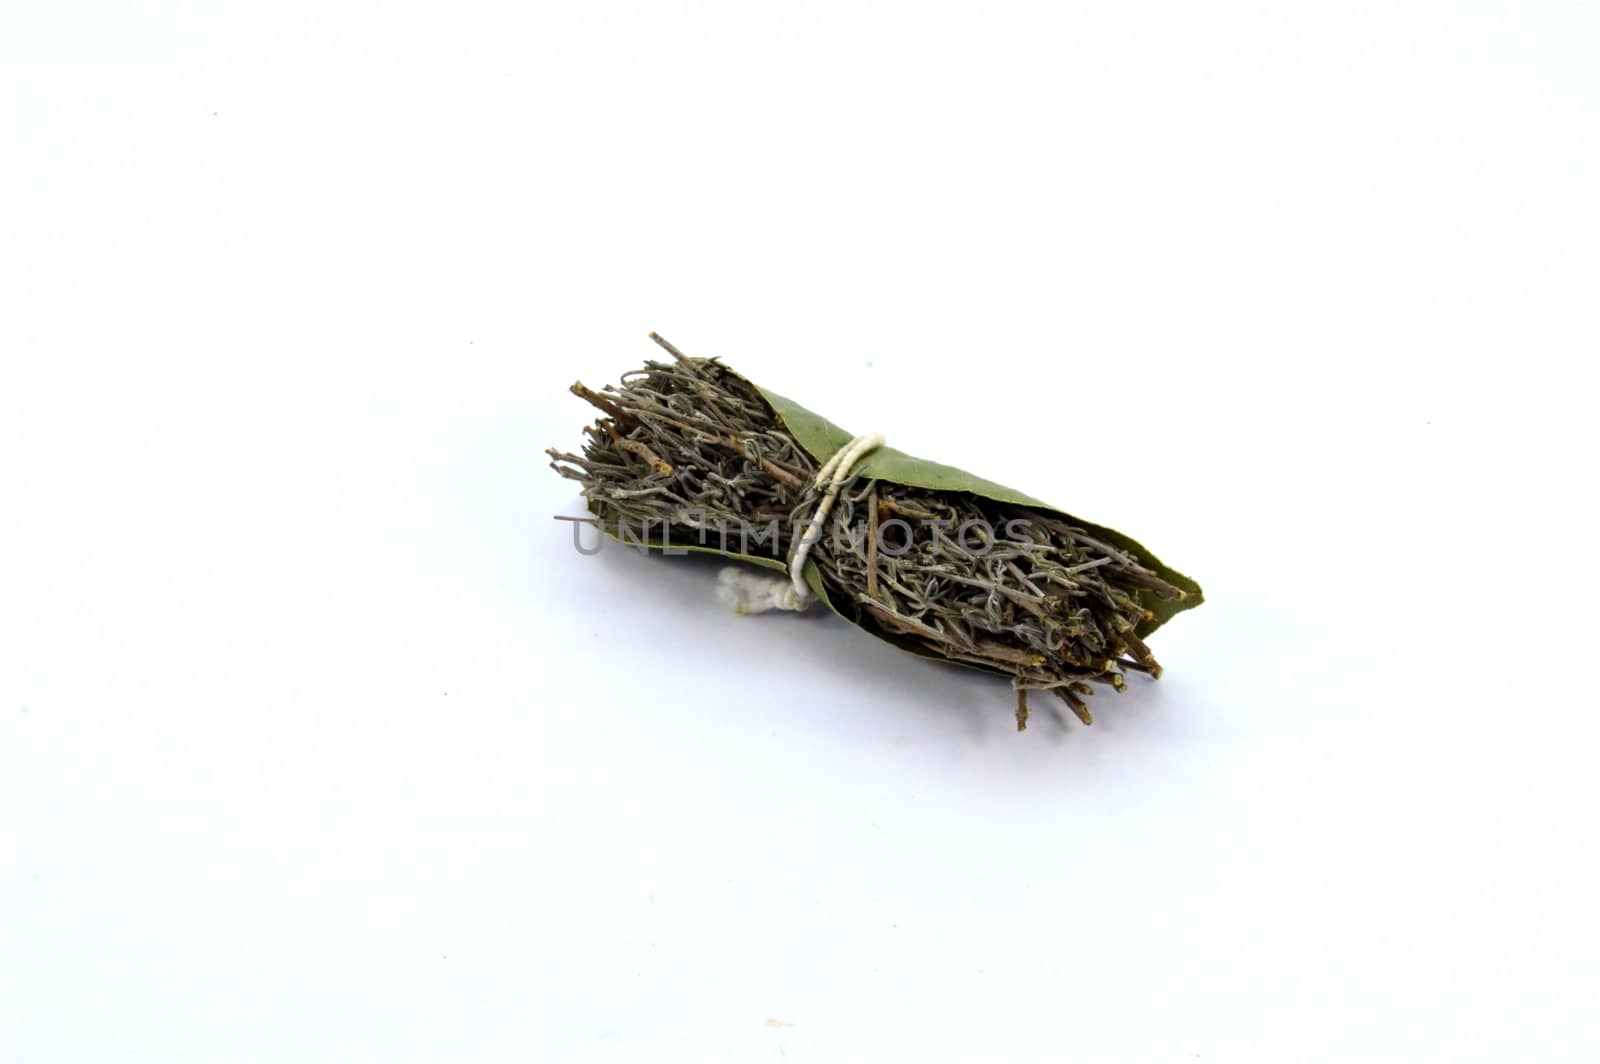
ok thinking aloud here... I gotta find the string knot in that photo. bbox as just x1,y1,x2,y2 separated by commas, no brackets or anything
719,432,885,615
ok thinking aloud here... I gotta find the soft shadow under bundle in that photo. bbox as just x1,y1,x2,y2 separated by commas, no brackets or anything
549,335,1203,731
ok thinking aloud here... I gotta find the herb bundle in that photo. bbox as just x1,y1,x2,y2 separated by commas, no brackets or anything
549,335,1203,730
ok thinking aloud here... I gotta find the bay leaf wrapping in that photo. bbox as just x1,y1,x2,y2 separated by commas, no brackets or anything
565,358,1202,679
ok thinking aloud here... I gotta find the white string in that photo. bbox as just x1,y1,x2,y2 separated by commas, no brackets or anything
716,566,805,614
717,432,885,615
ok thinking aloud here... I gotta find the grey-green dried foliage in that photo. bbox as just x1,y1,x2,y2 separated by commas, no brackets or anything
549,336,1202,730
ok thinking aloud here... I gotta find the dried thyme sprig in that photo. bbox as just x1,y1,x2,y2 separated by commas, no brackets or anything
548,336,1187,730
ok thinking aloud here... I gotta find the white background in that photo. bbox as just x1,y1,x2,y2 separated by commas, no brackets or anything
2,3,1597,1061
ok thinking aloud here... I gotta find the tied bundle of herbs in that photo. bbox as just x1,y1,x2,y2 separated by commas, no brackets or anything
548,335,1203,731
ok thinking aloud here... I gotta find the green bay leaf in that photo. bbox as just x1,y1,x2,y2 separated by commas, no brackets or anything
751,379,1203,638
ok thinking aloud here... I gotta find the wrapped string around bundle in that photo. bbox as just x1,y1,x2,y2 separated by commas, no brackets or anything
548,334,1203,731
